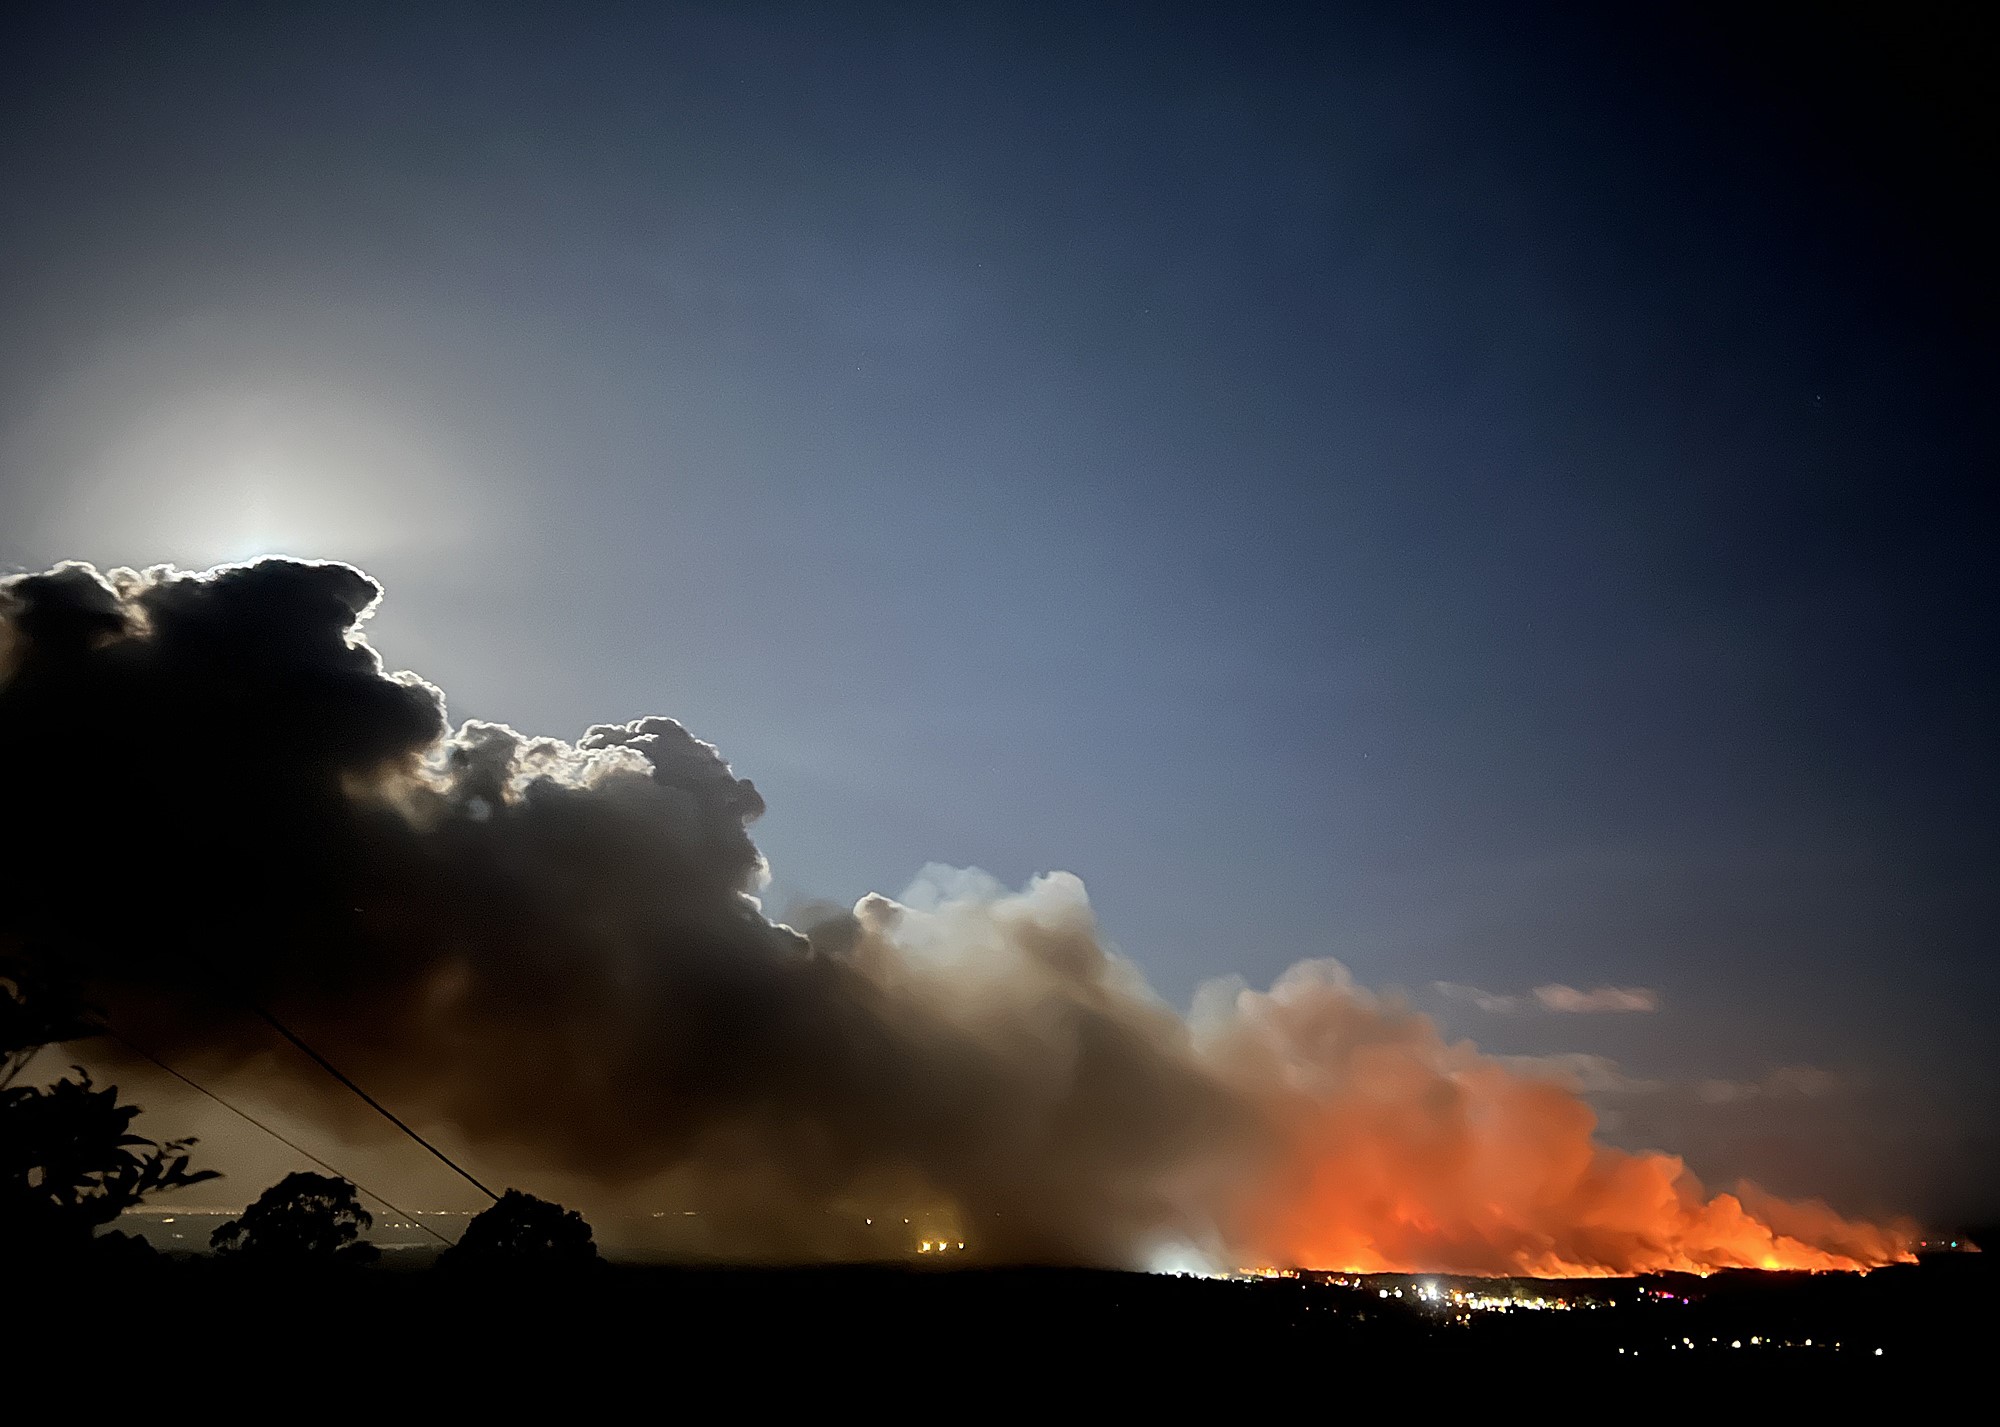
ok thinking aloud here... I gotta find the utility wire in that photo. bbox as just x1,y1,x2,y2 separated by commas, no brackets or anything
251,1004,500,1202
105,1028,458,1249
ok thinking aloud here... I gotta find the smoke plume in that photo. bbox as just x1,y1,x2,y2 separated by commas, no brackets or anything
0,558,1913,1273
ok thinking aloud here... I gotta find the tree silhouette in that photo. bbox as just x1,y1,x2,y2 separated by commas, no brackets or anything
1,964,218,1262
1,1069,220,1260
438,1189,598,1269
211,1171,379,1264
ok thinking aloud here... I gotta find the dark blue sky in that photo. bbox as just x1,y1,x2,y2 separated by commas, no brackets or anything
2,2,1991,1218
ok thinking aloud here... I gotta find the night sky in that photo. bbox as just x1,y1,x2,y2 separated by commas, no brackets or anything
1,3,1991,1224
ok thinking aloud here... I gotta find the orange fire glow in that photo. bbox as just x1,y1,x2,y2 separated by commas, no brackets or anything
1202,962,1916,1277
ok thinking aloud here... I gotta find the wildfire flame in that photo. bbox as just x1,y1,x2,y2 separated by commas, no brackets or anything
1205,963,1917,1276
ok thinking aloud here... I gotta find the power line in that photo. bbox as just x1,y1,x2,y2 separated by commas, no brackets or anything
105,1028,458,1249
252,1004,500,1202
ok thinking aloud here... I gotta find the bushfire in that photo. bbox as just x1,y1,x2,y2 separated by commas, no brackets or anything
0,558,1921,1276
1203,963,1915,1277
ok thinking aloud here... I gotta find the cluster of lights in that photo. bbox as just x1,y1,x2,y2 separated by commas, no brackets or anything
1380,1280,1584,1314
917,1240,966,1254
1218,1263,1907,1357
1620,1338,1881,1356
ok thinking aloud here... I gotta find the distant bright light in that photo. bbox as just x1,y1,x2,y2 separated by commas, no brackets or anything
36,377,477,569
1145,1241,1222,1278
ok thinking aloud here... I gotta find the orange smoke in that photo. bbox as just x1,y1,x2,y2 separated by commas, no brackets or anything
1198,961,1915,1276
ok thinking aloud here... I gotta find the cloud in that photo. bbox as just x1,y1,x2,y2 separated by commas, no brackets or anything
1434,981,1660,1015
1533,984,1660,1014
1431,982,1529,1014
1493,1053,1666,1096
0,557,1909,1274
1697,1066,1847,1105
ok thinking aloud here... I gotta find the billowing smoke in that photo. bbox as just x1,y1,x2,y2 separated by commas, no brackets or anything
0,558,1913,1273
1198,965,1907,1274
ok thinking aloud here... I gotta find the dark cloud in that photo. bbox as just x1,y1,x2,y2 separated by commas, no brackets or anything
0,558,1910,1272
0,559,1241,1263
